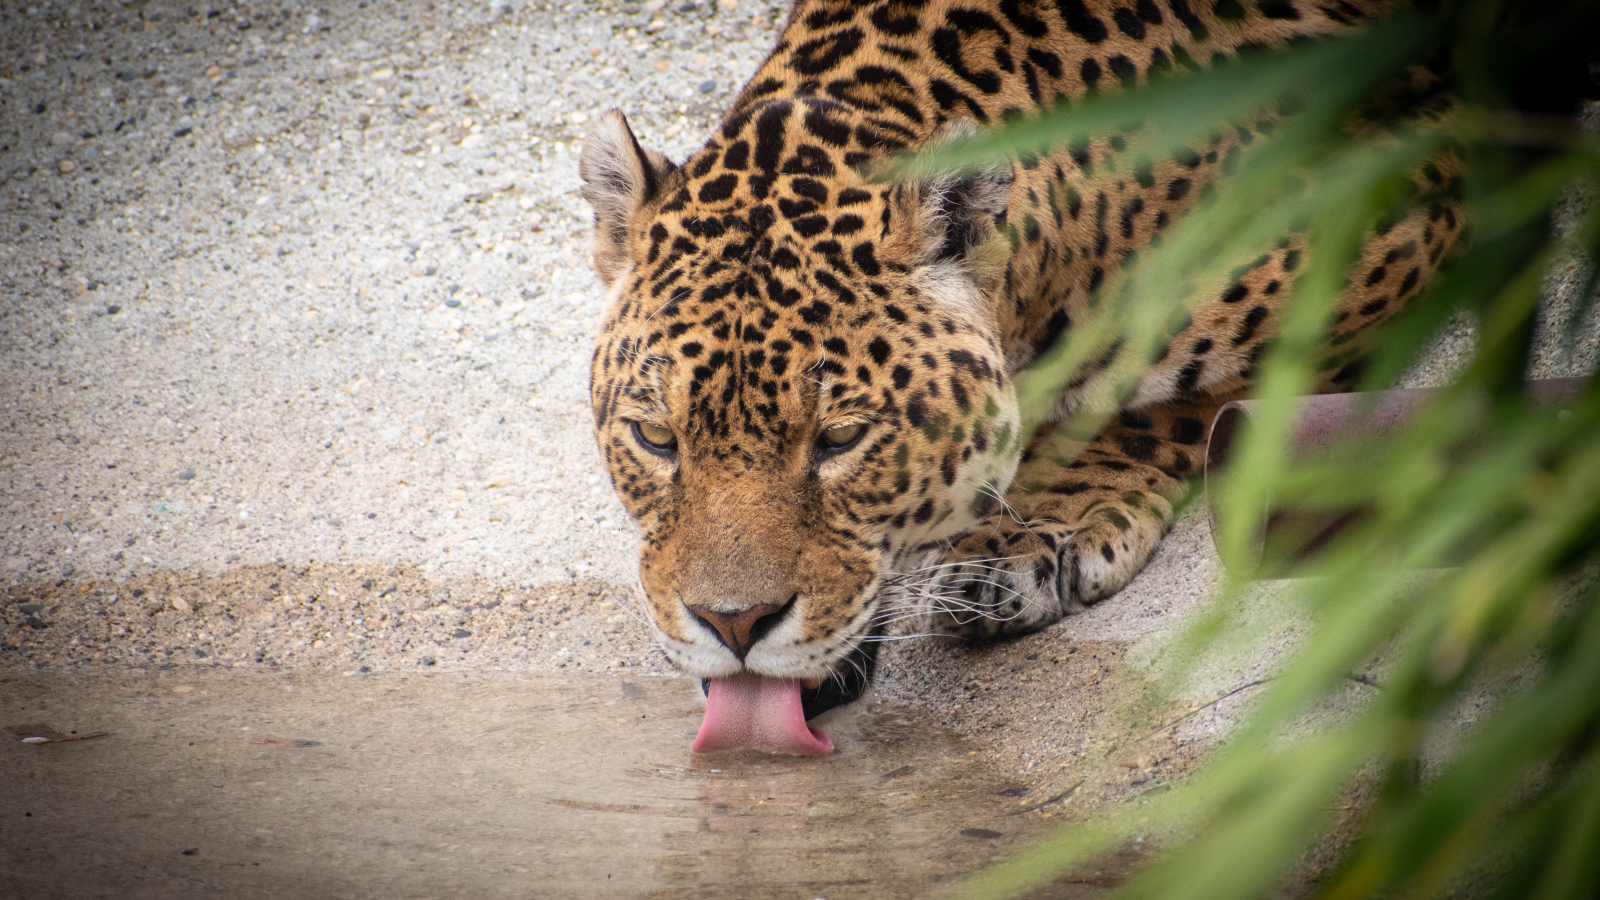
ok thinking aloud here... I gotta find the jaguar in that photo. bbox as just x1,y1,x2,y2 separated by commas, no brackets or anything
580,0,1463,754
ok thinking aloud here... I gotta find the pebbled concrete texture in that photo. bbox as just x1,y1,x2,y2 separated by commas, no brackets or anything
1,0,1596,835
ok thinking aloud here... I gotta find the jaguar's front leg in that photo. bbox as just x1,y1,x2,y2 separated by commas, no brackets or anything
918,399,1220,640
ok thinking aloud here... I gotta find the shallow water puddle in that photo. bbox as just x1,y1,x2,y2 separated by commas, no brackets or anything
2,670,1100,899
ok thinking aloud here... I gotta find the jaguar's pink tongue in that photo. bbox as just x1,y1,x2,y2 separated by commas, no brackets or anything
692,672,833,756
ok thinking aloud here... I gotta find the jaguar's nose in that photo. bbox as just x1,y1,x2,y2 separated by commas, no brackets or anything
684,598,793,659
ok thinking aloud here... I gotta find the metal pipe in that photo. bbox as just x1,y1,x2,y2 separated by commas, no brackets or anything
1202,378,1589,572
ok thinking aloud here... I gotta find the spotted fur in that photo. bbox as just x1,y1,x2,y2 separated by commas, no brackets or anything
581,0,1463,714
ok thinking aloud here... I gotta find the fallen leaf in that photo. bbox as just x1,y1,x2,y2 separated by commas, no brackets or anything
7,723,112,744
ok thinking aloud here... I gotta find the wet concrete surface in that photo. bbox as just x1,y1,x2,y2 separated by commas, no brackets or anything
2,669,1121,900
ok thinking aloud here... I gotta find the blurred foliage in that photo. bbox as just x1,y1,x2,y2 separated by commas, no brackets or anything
898,1,1600,898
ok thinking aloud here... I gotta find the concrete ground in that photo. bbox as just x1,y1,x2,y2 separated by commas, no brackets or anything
0,0,1595,895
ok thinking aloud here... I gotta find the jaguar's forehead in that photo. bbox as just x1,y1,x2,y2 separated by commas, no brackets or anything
607,104,985,341
593,96,1005,458
605,242,985,403
627,97,917,291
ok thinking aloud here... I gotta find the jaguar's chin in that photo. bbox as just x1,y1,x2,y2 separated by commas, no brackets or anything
804,627,885,718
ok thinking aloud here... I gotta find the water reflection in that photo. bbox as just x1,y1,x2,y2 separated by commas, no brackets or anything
3,670,1068,899
646,706,1048,898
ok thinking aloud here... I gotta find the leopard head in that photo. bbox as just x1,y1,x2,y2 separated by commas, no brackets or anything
581,103,1020,716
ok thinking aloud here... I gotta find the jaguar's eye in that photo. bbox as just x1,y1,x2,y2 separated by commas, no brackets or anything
632,421,677,453
819,422,865,450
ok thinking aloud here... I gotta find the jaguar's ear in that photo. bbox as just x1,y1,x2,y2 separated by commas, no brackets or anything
910,119,1014,289
581,110,679,284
